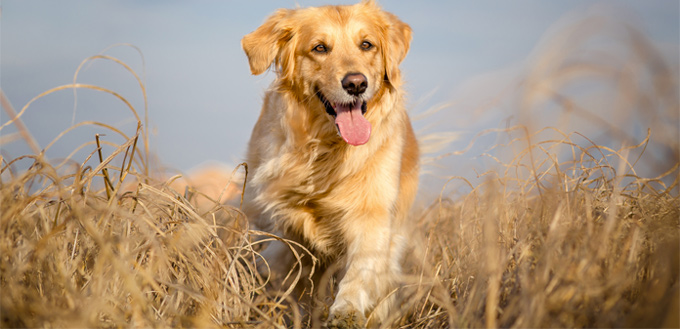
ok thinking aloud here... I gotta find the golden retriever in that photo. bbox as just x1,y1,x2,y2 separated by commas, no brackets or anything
241,1,418,327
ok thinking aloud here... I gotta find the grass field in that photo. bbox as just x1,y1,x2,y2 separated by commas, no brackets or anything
1,18,678,329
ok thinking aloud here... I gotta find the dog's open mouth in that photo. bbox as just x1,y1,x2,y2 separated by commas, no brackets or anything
316,91,371,146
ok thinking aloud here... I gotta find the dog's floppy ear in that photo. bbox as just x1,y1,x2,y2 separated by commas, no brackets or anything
241,9,293,76
381,11,412,86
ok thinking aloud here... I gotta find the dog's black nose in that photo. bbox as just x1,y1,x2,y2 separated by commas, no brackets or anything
342,73,367,96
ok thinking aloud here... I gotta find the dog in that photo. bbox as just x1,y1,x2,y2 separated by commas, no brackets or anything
241,1,418,327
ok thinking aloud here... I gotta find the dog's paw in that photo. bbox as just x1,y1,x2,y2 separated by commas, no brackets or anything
325,309,366,329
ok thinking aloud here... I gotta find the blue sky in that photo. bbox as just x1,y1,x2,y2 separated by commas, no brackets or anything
1,1,678,193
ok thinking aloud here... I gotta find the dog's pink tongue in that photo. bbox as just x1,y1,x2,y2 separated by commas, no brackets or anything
334,102,371,146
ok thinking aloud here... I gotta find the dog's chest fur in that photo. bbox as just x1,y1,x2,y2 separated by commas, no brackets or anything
248,98,403,260
254,140,371,258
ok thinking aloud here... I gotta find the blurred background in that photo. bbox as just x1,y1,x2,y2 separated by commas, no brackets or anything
1,1,678,195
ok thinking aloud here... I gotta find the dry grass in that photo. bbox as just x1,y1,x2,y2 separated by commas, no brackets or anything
409,126,679,328
1,14,678,329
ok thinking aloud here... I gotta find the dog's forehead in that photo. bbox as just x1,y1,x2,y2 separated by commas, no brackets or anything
295,6,382,43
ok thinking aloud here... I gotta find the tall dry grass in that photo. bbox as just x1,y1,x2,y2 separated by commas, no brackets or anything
1,12,678,329
410,126,679,328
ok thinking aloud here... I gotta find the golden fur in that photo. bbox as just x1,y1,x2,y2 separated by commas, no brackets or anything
241,1,418,327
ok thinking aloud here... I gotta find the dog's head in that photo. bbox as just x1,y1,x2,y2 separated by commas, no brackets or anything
242,1,411,146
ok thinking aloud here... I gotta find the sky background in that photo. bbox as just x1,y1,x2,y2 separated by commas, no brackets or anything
1,1,678,195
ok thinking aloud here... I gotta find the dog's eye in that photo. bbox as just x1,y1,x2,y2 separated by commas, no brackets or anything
312,44,328,53
360,41,373,50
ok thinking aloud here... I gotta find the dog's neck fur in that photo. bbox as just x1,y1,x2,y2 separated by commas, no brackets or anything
248,78,407,257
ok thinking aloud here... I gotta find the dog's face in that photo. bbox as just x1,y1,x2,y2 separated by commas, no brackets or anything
242,1,411,146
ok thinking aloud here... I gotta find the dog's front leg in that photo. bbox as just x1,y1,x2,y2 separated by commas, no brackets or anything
326,223,405,328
